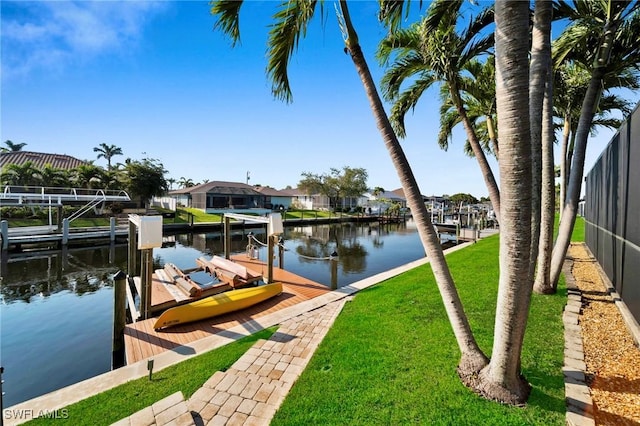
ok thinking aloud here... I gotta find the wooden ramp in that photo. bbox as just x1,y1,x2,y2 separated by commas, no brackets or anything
123,254,331,365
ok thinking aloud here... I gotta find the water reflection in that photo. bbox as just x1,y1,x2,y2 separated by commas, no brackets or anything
0,220,428,407
1,244,128,304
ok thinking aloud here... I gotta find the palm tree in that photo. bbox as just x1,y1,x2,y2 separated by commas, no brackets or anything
178,177,194,188
167,178,177,190
437,58,498,158
1,140,27,152
371,186,385,197
93,143,123,171
212,0,488,390
37,164,70,187
475,0,533,403
549,0,640,288
378,2,501,222
72,164,105,189
554,61,636,218
528,0,553,283
1,161,39,186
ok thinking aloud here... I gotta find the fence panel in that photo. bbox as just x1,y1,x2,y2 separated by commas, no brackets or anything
585,103,640,324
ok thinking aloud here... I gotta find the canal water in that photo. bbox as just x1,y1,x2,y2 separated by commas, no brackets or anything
0,220,436,407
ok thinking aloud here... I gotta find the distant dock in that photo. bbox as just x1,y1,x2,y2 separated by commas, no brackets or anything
0,220,128,251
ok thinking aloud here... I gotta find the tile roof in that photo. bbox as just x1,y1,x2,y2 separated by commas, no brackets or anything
0,151,89,170
169,181,261,196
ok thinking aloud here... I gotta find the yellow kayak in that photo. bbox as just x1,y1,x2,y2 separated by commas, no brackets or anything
154,282,283,330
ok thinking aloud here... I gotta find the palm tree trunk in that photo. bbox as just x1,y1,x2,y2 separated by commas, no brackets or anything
550,11,619,287
550,67,605,286
534,63,556,294
449,82,501,224
338,0,488,375
486,115,499,159
477,0,533,404
559,116,570,217
528,0,552,281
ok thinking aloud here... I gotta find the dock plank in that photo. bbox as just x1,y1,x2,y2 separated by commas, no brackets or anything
123,255,331,365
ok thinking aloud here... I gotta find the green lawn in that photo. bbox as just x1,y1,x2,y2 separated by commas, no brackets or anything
25,328,276,425
272,235,568,425
21,217,581,425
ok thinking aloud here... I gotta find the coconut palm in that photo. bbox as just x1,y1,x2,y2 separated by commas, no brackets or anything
93,143,123,171
378,2,501,222
549,0,640,288
212,0,488,390
1,140,27,152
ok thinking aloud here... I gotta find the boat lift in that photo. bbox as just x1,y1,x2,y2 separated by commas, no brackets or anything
223,213,284,284
124,212,284,322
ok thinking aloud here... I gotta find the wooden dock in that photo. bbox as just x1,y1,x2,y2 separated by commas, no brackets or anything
123,254,331,365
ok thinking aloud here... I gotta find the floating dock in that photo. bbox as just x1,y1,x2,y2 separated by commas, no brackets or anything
123,253,331,365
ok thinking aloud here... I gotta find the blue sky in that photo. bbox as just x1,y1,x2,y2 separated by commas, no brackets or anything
1,1,634,198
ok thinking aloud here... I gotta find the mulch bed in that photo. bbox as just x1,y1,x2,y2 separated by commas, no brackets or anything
568,244,640,425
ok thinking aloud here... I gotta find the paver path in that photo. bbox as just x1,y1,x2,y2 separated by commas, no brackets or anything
113,297,350,425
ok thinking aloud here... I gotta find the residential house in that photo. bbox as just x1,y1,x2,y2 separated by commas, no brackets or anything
0,151,89,171
168,181,268,214
360,190,407,214
253,186,294,210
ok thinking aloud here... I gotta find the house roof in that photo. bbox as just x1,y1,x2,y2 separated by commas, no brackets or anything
169,181,261,196
278,187,307,196
254,186,288,197
392,188,432,201
0,151,89,170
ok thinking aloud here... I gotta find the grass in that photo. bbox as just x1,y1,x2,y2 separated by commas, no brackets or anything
272,235,568,425
25,327,276,426
174,208,348,223
21,217,583,425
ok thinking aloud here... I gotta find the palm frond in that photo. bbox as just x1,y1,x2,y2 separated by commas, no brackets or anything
378,0,425,32
267,0,319,103
438,106,460,150
461,3,494,45
423,0,462,32
210,0,244,46
389,75,436,138
377,24,421,65
380,52,429,101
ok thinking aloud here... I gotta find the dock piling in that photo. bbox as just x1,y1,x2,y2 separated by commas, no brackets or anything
112,270,127,368
1,220,7,250
62,218,69,245
110,217,116,241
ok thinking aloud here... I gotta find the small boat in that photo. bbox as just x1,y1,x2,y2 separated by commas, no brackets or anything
153,282,283,330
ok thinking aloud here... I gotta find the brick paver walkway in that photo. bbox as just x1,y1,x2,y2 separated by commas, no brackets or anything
113,297,350,426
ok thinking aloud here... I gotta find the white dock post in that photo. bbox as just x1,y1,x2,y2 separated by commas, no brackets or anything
1,220,8,250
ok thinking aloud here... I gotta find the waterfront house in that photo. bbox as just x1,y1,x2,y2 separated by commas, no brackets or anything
360,190,407,214
0,151,89,171
253,186,294,210
168,181,268,214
